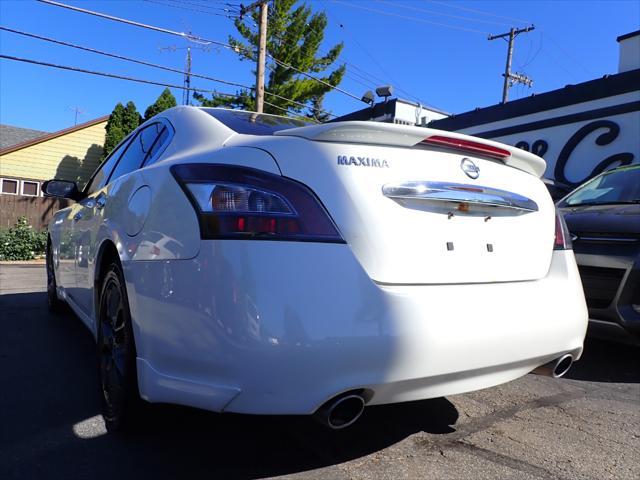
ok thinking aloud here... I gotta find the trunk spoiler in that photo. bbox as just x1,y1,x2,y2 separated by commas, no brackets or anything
274,121,546,177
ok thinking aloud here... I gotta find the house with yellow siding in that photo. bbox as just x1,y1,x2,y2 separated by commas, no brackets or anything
0,115,108,197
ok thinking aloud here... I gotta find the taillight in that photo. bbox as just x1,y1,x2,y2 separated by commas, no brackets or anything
171,164,344,242
421,135,511,160
554,210,572,250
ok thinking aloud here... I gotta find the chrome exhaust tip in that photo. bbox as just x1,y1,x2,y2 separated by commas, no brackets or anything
532,354,574,378
315,393,366,430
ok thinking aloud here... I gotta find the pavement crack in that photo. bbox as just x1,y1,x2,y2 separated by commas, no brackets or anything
452,441,573,480
445,390,587,444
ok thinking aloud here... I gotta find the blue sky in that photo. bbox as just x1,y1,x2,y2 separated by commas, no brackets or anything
1,0,638,132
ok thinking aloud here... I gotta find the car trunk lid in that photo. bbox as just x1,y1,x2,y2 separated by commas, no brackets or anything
256,123,555,284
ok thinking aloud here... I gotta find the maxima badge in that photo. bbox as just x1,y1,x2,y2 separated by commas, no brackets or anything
461,158,480,179
337,155,389,168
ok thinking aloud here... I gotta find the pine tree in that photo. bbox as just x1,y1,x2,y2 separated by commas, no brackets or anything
144,88,177,121
102,103,126,159
123,101,142,134
102,101,142,159
194,0,345,119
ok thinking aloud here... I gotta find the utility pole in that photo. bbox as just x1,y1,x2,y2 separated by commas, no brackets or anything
183,46,192,105
241,1,268,113
488,26,535,103
159,41,210,106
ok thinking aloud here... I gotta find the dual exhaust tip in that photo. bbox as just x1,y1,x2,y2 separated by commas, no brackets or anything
531,353,574,378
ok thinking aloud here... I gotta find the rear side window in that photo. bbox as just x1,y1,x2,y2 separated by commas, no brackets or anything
143,124,170,167
107,123,164,184
139,123,161,155
85,135,132,195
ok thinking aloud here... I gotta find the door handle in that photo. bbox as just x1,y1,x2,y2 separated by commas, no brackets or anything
96,195,106,210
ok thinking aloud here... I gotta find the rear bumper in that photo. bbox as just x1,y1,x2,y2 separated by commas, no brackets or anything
124,244,587,415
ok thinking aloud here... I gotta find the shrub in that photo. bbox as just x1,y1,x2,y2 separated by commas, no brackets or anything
0,217,48,261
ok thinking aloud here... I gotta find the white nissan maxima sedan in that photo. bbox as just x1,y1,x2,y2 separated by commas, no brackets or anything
44,107,588,431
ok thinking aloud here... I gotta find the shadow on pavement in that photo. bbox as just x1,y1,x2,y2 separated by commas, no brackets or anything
0,292,458,480
564,337,640,383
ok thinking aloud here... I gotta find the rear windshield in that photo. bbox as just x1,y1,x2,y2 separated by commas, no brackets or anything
558,166,640,207
202,108,309,135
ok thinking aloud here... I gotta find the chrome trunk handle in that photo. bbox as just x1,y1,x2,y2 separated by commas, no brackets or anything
382,181,539,213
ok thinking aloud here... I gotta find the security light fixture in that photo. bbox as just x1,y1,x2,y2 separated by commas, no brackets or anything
361,90,375,106
375,85,393,100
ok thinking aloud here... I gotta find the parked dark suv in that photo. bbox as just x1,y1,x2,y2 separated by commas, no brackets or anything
558,165,640,345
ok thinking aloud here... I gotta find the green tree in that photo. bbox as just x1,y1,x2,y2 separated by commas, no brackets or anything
102,101,142,159
123,101,142,134
194,0,345,120
102,102,126,159
144,88,177,121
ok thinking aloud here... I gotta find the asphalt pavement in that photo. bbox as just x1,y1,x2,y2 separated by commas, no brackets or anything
0,263,638,480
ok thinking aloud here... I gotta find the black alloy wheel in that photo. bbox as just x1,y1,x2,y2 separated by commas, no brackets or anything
46,240,62,313
97,261,143,432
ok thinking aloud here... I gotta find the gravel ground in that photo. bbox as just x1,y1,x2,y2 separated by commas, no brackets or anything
0,263,638,480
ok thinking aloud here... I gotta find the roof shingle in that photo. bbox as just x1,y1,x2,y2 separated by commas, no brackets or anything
0,124,49,150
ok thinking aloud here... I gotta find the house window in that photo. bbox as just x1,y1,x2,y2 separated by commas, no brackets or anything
22,181,39,196
1,179,18,194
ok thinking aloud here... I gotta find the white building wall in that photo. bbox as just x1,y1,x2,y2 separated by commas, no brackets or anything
619,33,640,73
458,91,640,187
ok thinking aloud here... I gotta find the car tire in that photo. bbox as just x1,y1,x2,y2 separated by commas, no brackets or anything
97,260,145,432
46,240,62,313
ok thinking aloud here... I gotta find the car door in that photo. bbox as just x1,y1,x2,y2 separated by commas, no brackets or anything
73,123,167,319
68,134,132,316
54,205,81,293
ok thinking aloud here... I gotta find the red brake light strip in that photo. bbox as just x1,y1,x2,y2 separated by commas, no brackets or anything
422,135,511,160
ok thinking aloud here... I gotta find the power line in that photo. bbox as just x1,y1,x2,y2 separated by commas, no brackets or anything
537,41,583,82
542,31,595,76
332,0,491,35
332,19,435,107
143,0,240,19
172,0,241,10
237,14,377,98
0,53,315,121
36,0,235,49
376,0,516,28
246,8,432,107
425,0,532,26
268,56,362,101
0,26,246,89
517,33,543,71
37,0,362,104
233,13,363,103
0,54,238,97
0,26,336,116
160,0,240,13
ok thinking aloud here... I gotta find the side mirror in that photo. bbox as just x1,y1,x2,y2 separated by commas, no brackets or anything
42,180,83,201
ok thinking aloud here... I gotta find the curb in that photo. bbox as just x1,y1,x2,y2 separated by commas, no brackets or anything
0,260,46,265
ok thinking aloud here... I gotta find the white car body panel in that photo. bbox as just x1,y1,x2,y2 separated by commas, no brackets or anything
46,106,588,418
